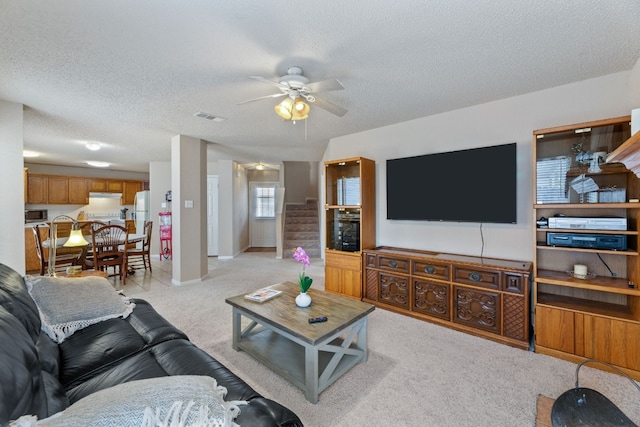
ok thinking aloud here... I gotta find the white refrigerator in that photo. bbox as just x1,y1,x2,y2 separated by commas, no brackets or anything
134,190,150,233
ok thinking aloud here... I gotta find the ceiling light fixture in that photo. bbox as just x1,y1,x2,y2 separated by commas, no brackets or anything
256,163,264,170
85,142,101,151
85,161,110,168
23,150,40,158
275,97,309,122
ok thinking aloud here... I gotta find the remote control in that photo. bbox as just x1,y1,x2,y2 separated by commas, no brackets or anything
308,316,328,323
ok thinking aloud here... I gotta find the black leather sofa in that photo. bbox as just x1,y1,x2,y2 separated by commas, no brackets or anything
0,263,302,426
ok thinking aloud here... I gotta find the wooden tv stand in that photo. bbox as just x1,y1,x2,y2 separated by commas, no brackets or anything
362,246,532,349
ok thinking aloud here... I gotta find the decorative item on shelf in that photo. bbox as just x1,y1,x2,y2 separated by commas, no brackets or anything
48,215,90,277
292,246,313,308
567,264,596,280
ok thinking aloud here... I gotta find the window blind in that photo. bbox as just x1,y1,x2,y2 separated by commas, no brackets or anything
254,186,276,218
536,156,571,204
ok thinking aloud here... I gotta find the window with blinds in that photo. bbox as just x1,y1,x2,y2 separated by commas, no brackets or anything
254,186,276,218
536,156,571,204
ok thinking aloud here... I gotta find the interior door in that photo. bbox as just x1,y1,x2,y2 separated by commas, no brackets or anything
207,175,219,256
249,182,277,248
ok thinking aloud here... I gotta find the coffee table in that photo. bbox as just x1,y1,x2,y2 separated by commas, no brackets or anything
225,282,375,403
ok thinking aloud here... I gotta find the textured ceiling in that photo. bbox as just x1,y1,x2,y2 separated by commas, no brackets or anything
1,0,639,173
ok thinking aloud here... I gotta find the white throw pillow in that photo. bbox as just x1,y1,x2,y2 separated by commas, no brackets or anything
29,376,246,427
25,275,135,343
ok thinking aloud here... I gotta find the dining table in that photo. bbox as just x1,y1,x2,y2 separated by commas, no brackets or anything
43,233,146,248
43,233,146,273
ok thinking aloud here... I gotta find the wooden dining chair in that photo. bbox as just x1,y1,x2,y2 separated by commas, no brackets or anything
88,224,129,285
126,220,153,273
79,221,106,270
32,224,81,275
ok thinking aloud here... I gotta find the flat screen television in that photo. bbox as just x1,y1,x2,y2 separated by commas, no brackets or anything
386,142,517,223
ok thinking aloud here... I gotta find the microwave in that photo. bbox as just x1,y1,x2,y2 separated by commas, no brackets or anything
25,209,48,223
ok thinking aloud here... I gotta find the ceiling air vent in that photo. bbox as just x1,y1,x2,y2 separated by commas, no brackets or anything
194,111,226,122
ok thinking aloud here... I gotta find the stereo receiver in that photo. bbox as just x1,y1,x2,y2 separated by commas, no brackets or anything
546,233,627,251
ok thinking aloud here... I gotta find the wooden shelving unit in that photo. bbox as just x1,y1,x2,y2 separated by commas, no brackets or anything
324,157,375,299
532,115,640,379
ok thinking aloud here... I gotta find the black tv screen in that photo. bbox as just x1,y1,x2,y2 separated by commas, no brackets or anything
386,143,517,223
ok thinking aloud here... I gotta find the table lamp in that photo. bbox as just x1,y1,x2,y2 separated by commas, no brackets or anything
48,215,89,276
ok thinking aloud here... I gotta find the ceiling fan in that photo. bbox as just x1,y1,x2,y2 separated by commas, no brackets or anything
238,66,347,119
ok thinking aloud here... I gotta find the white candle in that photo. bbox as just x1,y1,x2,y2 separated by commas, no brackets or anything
574,264,588,279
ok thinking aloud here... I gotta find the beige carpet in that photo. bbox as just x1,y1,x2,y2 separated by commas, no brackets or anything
124,253,640,427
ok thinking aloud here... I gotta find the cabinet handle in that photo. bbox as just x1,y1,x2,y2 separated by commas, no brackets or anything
389,260,398,268
469,272,482,282
425,266,436,274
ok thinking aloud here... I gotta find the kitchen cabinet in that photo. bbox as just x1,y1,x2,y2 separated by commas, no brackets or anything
88,178,123,193
125,219,136,233
24,226,47,274
47,176,69,204
25,173,144,205
532,115,640,379
324,157,376,299
23,168,28,202
27,175,48,204
68,177,89,204
122,180,143,205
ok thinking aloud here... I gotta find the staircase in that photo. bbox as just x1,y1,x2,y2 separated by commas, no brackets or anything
283,199,320,258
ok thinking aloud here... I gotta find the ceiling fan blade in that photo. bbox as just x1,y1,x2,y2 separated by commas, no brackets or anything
237,92,287,105
309,95,348,117
306,79,344,93
248,76,285,88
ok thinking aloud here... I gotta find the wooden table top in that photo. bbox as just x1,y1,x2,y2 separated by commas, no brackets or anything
226,281,375,345
56,270,108,278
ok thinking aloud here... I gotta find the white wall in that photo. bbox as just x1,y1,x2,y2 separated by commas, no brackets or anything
322,71,636,262
171,135,208,284
631,58,640,108
283,161,319,203
0,100,25,273
217,160,249,258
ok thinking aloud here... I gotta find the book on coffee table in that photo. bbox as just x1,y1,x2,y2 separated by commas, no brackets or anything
244,287,282,303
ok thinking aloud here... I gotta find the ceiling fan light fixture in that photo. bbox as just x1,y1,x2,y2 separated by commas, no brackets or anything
275,97,309,121
275,98,294,120
291,99,309,121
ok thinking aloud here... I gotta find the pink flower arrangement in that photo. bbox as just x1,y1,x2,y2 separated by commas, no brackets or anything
292,247,313,293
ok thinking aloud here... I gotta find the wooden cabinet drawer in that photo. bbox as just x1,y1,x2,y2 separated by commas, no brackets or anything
453,285,500,334
379,272,409,309
365,253,377,268
453,266,500,290
503,272,526,294
412,279,449,320
412,260,450,281
378,255,410,273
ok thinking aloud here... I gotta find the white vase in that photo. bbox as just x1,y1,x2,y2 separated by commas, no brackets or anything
295,292,312,308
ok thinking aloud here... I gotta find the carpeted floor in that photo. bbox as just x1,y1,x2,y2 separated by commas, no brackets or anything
123,253,640,427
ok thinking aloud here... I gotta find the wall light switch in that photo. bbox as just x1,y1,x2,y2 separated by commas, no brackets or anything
185,200,194,208
161,202,167,208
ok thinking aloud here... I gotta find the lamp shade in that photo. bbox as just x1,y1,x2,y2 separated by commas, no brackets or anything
64,229,89,247
275,97,309,121
291,98,309,120
275,98,294,120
